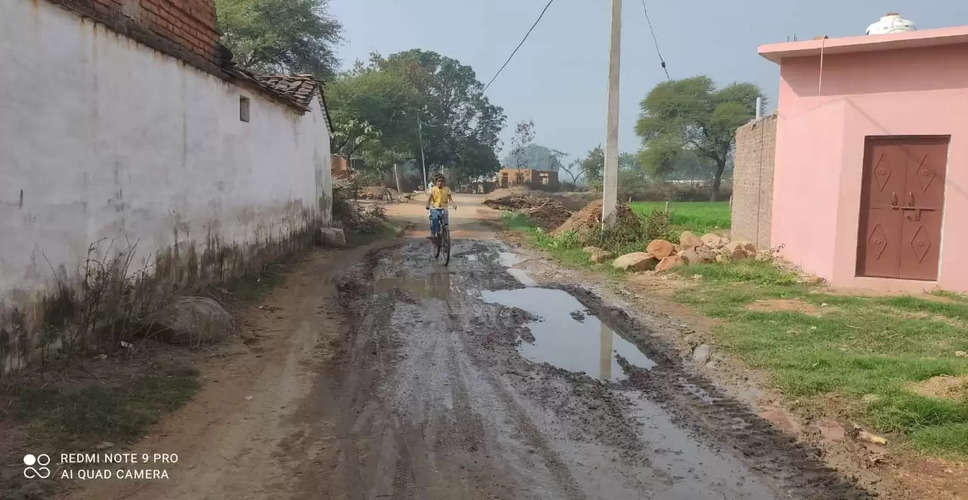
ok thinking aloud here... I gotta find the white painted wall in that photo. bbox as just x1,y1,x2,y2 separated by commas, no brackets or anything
0,0,332,300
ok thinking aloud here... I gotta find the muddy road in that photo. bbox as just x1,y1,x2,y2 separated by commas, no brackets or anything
315,239,866,500
70,198,867,500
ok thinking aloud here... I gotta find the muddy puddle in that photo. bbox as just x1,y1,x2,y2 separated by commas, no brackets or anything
481,287,655,381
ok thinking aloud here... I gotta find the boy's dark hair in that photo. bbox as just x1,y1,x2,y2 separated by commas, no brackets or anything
434,174,446,182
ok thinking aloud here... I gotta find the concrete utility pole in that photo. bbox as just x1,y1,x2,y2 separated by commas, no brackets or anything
393,163,402,194
602,0,622,226
418,118,429,191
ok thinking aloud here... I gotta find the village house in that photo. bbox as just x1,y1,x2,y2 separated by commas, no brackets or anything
737,24,968,292
0,0,333,371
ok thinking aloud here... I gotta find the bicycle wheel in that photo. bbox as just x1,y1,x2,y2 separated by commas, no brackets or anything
440,227,451,266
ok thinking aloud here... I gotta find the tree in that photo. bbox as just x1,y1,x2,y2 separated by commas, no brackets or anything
371,50,506,185
509,120,536,168
216,0,342,80
560,159,584,185
580,146,605,184
502,144,563,172
635,76,763,200
327,68,421,161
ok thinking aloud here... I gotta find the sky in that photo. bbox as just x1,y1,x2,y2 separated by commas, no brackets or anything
328,1,967,162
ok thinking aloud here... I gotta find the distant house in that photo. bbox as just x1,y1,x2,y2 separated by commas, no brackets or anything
497,168,559,188
752,25,968,292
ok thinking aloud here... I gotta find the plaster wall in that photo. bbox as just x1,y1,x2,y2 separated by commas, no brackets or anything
0,0,332,300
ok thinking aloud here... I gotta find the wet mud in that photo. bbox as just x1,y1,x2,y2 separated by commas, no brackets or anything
324,239,869,499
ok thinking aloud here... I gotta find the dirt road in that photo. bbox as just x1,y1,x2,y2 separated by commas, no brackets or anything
71,196,867,499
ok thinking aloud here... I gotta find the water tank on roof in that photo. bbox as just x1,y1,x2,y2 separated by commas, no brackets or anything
866,13,916,35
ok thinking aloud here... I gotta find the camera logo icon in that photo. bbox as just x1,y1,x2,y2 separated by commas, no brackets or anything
23,454,51,479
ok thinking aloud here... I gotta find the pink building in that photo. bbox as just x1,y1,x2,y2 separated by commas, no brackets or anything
759,26,968,292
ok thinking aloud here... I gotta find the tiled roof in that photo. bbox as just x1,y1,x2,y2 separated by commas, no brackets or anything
254,74,321,108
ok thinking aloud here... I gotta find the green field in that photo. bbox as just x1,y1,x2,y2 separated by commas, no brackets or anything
630,201,730,236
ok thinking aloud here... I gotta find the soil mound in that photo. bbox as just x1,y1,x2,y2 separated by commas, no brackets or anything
554,200,640,238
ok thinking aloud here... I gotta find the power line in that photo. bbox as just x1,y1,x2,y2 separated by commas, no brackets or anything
639,0,670,81
483,0,557,93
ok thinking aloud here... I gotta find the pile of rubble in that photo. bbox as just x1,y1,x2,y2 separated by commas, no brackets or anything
593,231,765,273
485,194,573,230
554,200,641,239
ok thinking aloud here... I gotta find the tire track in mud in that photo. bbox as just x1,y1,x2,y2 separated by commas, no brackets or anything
331,240,870,499
563,286,871,499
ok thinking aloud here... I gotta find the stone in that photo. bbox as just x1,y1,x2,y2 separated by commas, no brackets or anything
701,233,728,249
153,296,235,346
612,252,659,272
588,249,614,263
956,351,967,358
695,246,718,262
646,239,676,260
655,255,685,273
679,231,702,249
715,253,731,264
320,227,346,247
693,344,712,364
582,246,604,255
727,240,756,259
679,248,698,264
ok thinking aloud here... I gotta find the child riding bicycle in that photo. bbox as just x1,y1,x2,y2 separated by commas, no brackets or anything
425,175,456,238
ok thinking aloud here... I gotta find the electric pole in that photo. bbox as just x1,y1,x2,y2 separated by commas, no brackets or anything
418,118,428,192
602,0,622,226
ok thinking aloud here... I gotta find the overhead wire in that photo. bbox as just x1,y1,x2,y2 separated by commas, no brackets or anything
483,0,557,93
639,0,671,81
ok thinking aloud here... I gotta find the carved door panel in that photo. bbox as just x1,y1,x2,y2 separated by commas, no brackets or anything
857,137,948,281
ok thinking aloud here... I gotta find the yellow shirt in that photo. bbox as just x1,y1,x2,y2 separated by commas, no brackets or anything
430,186,451,208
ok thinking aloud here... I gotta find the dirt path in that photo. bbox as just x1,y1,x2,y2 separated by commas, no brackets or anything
68,197,866,499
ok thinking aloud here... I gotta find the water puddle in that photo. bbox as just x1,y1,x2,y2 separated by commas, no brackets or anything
480,288,655,381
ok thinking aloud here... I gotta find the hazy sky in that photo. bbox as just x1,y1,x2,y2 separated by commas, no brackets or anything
329,1,967,161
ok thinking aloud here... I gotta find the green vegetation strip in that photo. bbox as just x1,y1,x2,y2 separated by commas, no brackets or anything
502,209,968,458
630,201,731,238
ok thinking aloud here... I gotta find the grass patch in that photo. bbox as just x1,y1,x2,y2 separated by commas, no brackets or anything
674,265,968,457
10,362,199,448
500,212,620,275
630,201,730,238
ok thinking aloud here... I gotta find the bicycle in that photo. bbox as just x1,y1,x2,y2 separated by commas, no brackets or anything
428,207,451,266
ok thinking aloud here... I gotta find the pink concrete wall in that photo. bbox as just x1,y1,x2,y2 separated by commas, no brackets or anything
771,43,968,292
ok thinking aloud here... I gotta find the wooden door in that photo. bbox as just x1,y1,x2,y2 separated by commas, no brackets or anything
857,137,948,281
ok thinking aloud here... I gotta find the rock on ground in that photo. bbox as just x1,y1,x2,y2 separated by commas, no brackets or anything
646,239,676,260
679,231,702,249
320,227,347,247
612,252,659,272
701,233,728,249
656,255,685,272
154,297,235,346
693,344,712,365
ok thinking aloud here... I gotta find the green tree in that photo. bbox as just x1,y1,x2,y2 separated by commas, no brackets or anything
372,50,506,184
216,0,342,80
327,68,421,160
635,76,763,200
580,146,604,185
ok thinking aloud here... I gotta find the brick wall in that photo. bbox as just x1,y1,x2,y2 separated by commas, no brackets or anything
55,0,222,67
731,114,777,250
